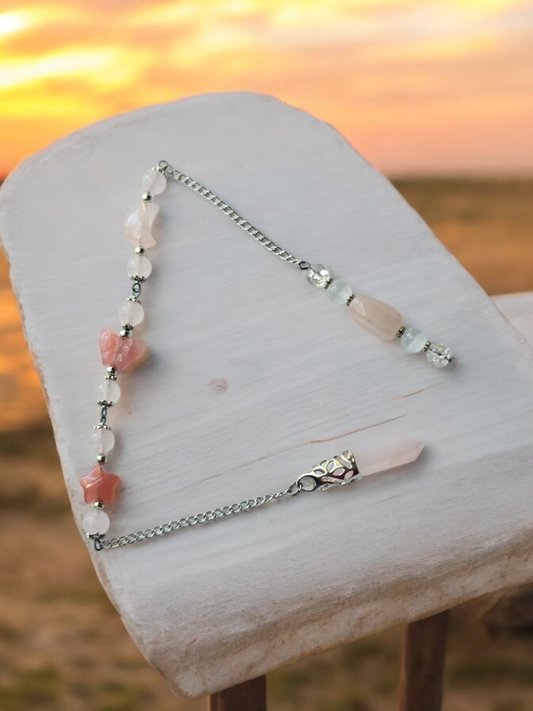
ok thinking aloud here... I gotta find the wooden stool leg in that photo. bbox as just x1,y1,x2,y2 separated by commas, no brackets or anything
397,609,450,711
208,675,267,711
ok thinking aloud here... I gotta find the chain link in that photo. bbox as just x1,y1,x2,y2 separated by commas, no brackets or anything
158,160,310,270
98,405,108,427
131,280,142,299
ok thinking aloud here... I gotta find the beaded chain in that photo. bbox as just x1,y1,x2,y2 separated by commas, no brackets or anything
79,162,431,549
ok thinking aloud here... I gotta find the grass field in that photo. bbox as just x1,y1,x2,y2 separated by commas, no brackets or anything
0,178,532,710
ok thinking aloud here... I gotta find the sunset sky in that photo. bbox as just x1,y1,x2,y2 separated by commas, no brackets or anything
0,0,532,176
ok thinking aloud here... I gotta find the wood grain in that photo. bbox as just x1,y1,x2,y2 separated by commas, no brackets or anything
1,93,533,697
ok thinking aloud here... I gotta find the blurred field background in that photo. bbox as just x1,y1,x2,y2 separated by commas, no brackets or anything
1,1,533,709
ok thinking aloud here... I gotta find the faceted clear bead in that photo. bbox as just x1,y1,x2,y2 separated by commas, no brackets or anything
90,426,115,454
141,168,167,195
82,508,110,536
127,253,152,280
327,279,353,304
426,344,453,368
119,299,144,326
401,327,427,353
306,264,331,289
96,379,121,406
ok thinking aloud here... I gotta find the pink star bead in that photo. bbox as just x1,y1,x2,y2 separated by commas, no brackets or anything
79,464,121,504
99,328,149,373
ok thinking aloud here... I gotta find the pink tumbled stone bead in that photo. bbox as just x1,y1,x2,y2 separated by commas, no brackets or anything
348,294,404,341
124,202,159,248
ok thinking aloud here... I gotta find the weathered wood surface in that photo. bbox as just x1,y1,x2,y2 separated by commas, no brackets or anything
1,93,533,697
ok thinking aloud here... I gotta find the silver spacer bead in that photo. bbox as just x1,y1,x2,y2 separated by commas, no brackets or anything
396,326,406,339
142,192,153,202
105,366,118,380
422,341,431,352
93,501,105,509
120,325,133,338
96,454,107,464
346,294,355,307
135,247,145,255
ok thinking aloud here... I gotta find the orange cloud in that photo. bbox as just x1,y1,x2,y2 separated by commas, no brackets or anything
0,0,532,176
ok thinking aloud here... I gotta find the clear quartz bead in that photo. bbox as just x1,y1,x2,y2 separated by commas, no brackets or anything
426,344,453,368
82,508,110,536
119,299,144,326
306,264,331,289
327,279,353,304
401,327,427,353
127,253,152,280
90,426,115,454
96,379,121,406
141,168,167,195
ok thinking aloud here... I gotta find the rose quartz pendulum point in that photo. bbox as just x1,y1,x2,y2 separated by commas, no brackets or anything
356,439,424,477
348,294,404,341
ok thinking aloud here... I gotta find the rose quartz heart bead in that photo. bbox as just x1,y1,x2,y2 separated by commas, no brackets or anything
124,202,159,248
348,294,404,341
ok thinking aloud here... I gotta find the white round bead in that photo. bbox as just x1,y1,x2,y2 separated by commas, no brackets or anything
96,379,121,406
327,279,353,305
82,508,110,536
119,299,144,326
90,426,115,454
141,168,166,195
401,327,427,353
127,253,152,280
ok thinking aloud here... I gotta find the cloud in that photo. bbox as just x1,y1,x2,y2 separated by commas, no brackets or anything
0,0,531,174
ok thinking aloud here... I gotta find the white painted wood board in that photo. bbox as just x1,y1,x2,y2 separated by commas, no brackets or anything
494,292,533,346
1,93,533,698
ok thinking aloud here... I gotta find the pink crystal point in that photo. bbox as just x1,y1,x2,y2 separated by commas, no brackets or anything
348,294,404,341
356,439,424,477
124,202,159,248
99,329,149,373
79,464,121,504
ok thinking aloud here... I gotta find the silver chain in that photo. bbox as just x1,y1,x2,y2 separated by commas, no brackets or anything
158,160,310,270
92,451,360,551
93,484,297,551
